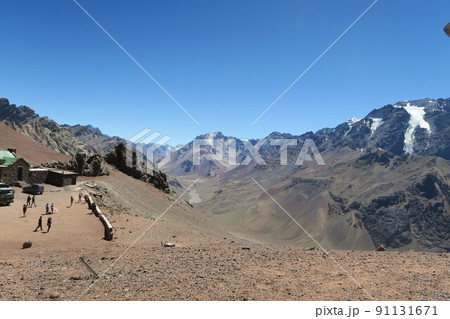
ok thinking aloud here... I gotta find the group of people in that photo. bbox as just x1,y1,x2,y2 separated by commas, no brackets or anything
23,192,88,233
26,195,36,207
21,195,53,232
34,215,51,233
45,203,56,214
22,195,36,217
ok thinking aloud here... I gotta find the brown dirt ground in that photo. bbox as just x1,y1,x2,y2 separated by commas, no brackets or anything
0,169,449,301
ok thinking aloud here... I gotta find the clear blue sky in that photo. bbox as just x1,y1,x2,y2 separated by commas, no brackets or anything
1,0,449,145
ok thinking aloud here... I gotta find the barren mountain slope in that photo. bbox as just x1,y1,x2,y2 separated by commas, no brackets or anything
0,122,70,164
192,149,450,252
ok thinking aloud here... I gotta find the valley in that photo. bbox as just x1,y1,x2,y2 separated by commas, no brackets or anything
1,96,449,301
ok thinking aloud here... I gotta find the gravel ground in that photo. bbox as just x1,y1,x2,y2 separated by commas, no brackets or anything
1,170,448,301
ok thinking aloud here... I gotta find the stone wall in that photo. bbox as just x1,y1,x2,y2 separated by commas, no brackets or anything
0,158,30,185
28,169,49,184
46,171,77,187
86,194,113,241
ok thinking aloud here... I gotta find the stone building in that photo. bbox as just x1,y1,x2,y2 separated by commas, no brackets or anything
0,149,78,187
46,170,78,187
0,149,30,185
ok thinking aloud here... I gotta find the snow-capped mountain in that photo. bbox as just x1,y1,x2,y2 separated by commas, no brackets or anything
308,98,450,159
161,98,450,179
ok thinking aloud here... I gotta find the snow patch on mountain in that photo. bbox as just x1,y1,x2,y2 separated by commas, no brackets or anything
369,118,383,137
400,103,431,155
345,117,361,125
343,117,361,137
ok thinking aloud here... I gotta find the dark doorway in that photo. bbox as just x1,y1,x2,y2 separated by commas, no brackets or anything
18,167,23,181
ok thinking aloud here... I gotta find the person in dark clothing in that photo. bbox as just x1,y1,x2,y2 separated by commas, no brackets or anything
34,216,43,232
31,195,36,207
45,203,50,214
23,204,27,216
47,217,52,232
70,196,74,207
27,195,31,207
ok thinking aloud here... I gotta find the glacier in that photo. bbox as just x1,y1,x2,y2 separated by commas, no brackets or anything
400,102,431,155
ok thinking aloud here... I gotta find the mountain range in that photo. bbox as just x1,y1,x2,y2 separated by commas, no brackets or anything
1,97,449,251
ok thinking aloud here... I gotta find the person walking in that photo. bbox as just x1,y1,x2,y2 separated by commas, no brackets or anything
26,195,31,207
70,196,74,207
31,195,36,207
23,204,27,217
34,216,43,232
47,217,52,232
45,203,50,214
78,192,82,203
51,203,54,214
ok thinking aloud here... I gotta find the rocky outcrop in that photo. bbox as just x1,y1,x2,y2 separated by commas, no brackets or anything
352,170,450,251
38,153,109,177
105,143,170,193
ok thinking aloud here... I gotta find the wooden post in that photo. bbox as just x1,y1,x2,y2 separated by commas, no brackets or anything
79,257,100,279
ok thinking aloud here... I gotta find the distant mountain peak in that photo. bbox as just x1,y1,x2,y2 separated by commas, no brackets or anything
196,131,225,139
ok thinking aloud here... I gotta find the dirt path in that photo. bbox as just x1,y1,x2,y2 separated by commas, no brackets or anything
0,184,105,258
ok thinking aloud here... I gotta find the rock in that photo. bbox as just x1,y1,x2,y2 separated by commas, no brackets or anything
376,245,386,251
38,153,109,177
161,241,176,247
241,247,250,251
22,241,32,249
69,276,83,281
49,292,60,299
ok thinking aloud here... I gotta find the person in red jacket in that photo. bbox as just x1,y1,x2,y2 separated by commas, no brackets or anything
70,196,74,207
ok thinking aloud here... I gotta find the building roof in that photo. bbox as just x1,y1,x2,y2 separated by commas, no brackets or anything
0,151,18,167
48,169,78,176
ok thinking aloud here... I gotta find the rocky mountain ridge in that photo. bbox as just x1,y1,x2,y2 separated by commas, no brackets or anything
160,98,449,178
0,98,95,156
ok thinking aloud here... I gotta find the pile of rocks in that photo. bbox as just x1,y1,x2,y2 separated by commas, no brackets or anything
37,153,109,177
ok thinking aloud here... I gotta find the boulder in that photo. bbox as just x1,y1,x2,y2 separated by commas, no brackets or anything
376,245,386,251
